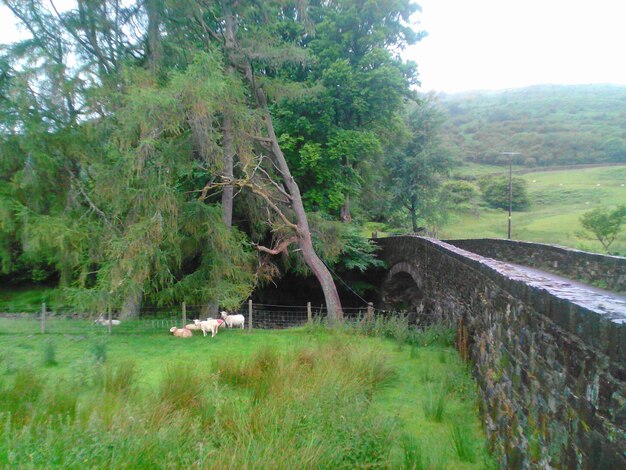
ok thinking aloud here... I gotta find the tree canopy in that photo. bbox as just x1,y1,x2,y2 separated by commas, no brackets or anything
0,0,435,316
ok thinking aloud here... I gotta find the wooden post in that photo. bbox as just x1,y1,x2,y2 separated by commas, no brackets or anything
107,306,112,335
307,301,312,323
248,299,253,333
182,302,186,328
41,303,46,334
366,302,374,322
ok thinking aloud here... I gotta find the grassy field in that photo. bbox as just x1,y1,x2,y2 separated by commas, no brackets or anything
0,285,59,312
442,165,626,255
0,319,494,468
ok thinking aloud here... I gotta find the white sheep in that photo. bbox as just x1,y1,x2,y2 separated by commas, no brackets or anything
221,311,245,329
193,318,220,337
185,323,202,331
207,317,226,329
94,317,121,326
169,326,193,338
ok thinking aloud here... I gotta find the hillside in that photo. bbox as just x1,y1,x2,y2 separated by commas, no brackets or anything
441,165,626,256
439,84,626,168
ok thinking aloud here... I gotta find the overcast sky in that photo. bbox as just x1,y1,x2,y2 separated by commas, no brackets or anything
1,1,625,94
405,0,626,93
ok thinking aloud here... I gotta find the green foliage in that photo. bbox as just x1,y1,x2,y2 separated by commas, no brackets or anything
89,340,107,364
579,205,626,252
423,385,447,422
442,166,626,256
0,324,494,468
440,84,626,167
443,180,480,206
387,95,454,232
479,176,529,210
450,423,477,463
42,340,57,367
274,0,423,218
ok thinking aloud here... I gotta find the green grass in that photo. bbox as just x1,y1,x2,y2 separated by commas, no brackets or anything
0,320,494,468
442,165,626,255
0,284,59,312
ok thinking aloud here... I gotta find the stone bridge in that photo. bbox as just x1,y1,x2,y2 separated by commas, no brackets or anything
370,236,626,469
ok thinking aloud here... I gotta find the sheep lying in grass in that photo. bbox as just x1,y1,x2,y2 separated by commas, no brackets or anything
185,323,202,331
95,317,121,326
193,319,220,337
221,311,245,329
169,326,193,338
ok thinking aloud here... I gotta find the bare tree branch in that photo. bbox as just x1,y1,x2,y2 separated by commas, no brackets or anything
253,236,298,255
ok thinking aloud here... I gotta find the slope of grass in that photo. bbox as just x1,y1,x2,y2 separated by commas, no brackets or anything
440,84,626,168
0,285,59,312
0,322,494,468
442,165,626,255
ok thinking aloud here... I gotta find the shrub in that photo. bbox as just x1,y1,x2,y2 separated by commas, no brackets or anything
579,205,626,252
442,180,479,206
478,176,529,210
42,339,57,366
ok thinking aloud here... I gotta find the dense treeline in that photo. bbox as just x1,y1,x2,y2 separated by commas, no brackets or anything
440,84,626,167
0,1,445,317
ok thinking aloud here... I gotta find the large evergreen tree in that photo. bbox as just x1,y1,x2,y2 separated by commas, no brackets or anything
0,0,428,321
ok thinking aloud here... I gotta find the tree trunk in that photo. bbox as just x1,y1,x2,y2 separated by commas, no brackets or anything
340,195,352,223
145,0,162,74
250,76,343,322
410,196,419,232
120,291,142,319
221,13,236,229
220,10,343,322
221,112,234,227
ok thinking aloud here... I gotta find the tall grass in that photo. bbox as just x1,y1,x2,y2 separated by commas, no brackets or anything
42,339,57,366
450,423,477,463
0,338,400,468
423,386,447,422
0,324,493,468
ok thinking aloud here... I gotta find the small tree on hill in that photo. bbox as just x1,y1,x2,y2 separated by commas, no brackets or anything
478,176,529,211
579,205,626,253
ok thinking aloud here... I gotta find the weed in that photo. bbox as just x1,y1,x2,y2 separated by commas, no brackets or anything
438,350,447,363
94,360,137,394
159,363,210,412
402,434,426,469
450,422,476,463
423,386,447,422
42,339,57,366
90,339,107,363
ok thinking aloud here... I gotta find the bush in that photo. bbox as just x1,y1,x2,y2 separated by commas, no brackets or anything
579,205,626,252
442,180,479,206
478,176,529,210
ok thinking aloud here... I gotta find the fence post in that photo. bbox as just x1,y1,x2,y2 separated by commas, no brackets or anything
41,303,46,334
107,306,112,335
248,299,253,333
366,302,374,322
307,301,312,323
182,301,186,328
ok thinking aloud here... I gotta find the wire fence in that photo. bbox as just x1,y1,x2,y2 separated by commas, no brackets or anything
0,302,388,335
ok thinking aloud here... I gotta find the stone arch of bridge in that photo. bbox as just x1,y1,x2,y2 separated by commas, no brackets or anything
381,262,426,324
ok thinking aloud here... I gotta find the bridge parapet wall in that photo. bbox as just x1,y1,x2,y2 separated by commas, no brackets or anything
375,236,626,469
446,238,626,293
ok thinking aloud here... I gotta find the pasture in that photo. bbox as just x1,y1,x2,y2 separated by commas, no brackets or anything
443,165,626,255
0,317,494,469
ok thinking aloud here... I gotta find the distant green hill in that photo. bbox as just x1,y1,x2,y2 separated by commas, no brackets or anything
439,84,626,168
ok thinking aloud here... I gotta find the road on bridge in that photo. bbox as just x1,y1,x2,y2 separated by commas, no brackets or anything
499,261,626,318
